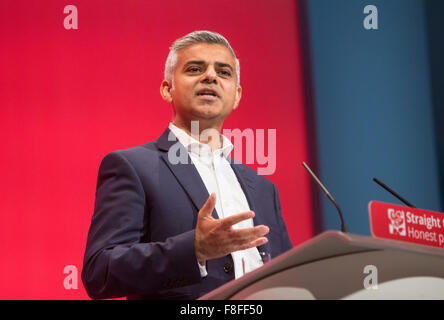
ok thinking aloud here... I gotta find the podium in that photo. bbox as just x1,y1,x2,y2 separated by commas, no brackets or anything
200,231,444,300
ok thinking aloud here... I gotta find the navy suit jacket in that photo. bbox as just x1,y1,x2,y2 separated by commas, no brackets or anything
82,128,292,300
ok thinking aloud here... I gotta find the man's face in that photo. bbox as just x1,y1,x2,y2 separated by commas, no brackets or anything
162,43,242,127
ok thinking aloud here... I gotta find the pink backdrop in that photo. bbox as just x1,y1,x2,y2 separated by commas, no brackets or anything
0,0,314,299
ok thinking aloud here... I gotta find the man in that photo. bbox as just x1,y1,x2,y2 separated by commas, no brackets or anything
82,31,292,300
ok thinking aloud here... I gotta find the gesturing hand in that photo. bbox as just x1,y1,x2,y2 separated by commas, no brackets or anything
194,193,269,264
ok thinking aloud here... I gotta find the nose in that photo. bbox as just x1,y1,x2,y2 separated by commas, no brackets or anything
201,66,217,84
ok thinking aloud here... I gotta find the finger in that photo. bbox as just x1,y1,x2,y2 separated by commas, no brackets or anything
231,225,269,242
236,237,269,252
228,226,269,248
199,193,216,217
220,211,255,229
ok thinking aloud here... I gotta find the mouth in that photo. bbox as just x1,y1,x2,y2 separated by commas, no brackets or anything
196,88,219,100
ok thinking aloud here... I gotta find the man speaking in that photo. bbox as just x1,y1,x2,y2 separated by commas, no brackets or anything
82,30,292,300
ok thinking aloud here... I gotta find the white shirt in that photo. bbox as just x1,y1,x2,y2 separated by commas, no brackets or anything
168,123,263,279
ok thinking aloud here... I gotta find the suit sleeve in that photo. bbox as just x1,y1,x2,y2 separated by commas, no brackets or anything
273,183,293,251
81,151,202,299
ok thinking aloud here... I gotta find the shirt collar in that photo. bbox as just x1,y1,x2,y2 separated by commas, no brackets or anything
168,122,233,159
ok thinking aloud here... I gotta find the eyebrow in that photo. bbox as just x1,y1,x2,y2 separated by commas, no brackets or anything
183,60,234,72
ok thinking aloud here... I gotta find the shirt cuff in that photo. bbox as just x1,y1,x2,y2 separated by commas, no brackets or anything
197,260,208,278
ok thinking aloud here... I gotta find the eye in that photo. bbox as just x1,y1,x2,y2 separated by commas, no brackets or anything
187,66,201,73
218,70,232,77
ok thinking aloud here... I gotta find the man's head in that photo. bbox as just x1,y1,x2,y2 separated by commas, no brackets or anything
160,31,242,130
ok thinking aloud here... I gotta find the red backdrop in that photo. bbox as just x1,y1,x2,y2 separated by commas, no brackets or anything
0,0,313,299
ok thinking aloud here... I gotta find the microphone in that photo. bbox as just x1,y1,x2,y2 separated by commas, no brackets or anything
372,178,416,208
302,162,348,233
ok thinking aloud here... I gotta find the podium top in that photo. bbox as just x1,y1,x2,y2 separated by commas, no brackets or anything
200,231,444,300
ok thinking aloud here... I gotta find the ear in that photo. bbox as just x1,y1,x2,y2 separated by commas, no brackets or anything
233,85,242,110
160,80,173,103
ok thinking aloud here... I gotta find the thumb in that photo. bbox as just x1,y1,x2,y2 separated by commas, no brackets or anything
199,193,216,217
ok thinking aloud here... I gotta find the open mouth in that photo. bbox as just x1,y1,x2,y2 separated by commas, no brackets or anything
196,88,219,99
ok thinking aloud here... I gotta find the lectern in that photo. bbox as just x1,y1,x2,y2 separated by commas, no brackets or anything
200,231,444,299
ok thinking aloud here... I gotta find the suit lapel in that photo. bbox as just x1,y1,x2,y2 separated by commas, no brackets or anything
230,160,270,257
156,128,218,219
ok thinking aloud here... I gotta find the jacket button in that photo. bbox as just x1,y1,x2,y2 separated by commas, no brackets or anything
223,262,232,273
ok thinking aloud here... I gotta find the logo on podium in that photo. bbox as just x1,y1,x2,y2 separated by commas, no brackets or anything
387,209,406,236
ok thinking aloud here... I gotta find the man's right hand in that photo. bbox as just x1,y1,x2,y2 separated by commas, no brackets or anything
194,193,269,265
